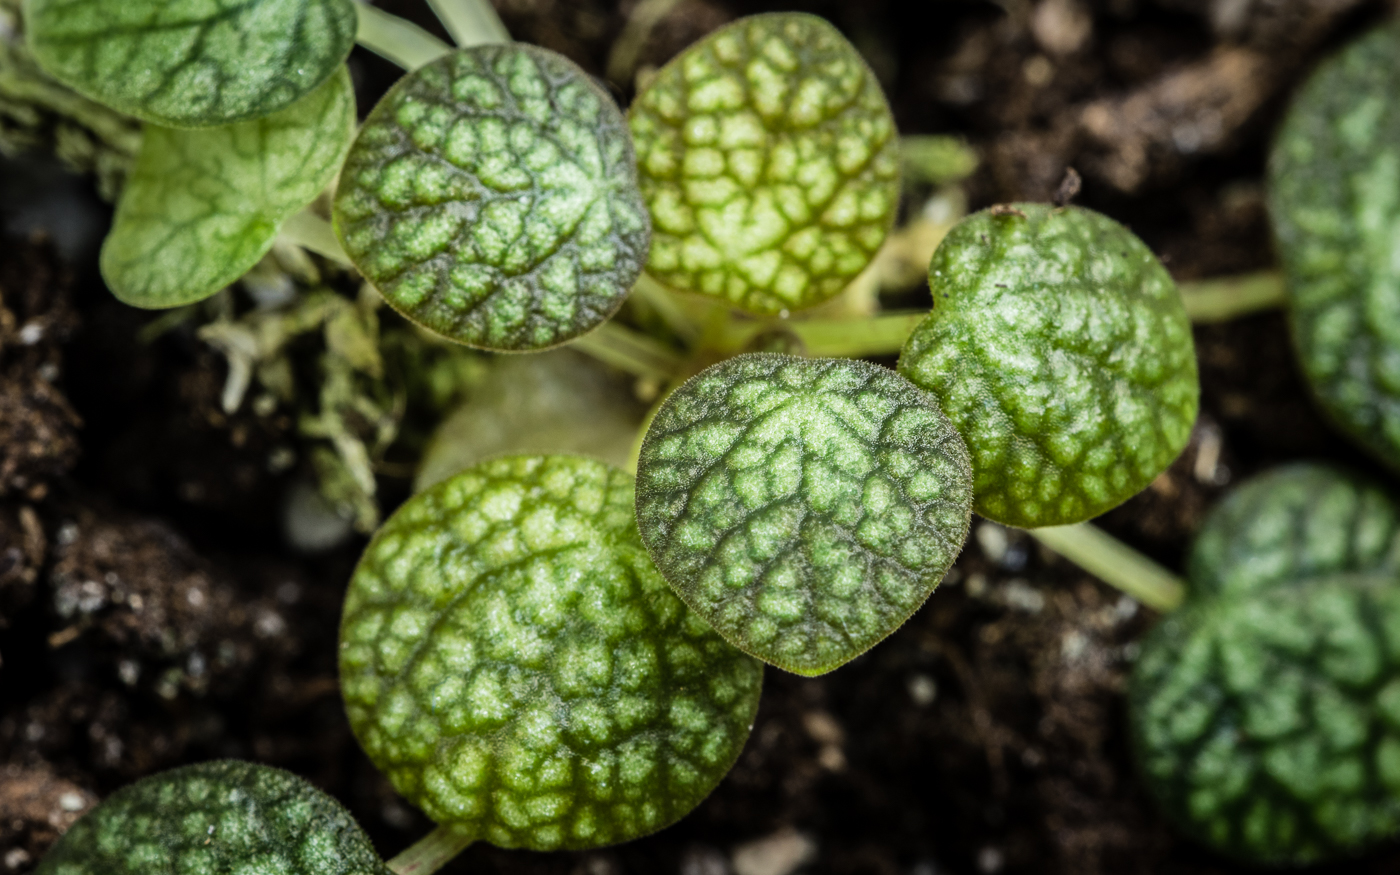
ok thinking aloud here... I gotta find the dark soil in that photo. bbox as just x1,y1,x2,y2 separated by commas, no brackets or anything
4,1,1400,874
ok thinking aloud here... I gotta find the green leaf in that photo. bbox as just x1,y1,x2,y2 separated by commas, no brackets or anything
339,455,762,850
1269,21,1400,472
36,760,389,875
333,45,650,351
415,350,643,492
1130,574,1400,865
23,0,355,128
629,12,900,315
101,68,355,309
1189,463,1400,600
634,353,973,676
898,204,1198,529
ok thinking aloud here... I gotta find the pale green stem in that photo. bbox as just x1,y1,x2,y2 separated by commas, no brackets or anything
792,311,926,357
571,321,683,381
632,273,700,343
426,0,511,46
1029,523,1187,613
355,3,453,70
279,209,354,267
1179,270,1286,323
387,826,473,875
605,0,683,84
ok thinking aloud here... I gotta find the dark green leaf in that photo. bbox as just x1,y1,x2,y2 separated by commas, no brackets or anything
24,0,355,127
634,354,972,676
629,12,900,315
339,455,762,850
101,68,355,309
333,45,650,351
1131,574,1400,865
898,204,1198,528
1269,21,1400,472
36,760,389,875
1189,463,1400,600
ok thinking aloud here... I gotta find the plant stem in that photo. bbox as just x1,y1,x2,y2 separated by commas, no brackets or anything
571,321,683,381
387,825,473,875
605,0,683,84
632,273,700,343
1179,270,1285,323
280,209,354,267
355,3,453,70
425,0,510,47
792,311,926,357
1028,522,1187,612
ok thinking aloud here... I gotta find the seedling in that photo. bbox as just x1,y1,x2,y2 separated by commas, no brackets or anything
1269,20,1400,471
634,353,972,675
629,13,900,315
1131,464,1400,864
36,760,390,875
898,203,1199,528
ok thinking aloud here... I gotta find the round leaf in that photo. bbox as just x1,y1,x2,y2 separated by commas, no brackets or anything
1189,463,1400,600
1130,574,1400,865
37,760,389,875
629,12,900,315
333,45,650,351
101,67,355,309
1269,21,1400,472
24,0,355,127
634,354,973,676
339,455,762,850
898,204,1198,528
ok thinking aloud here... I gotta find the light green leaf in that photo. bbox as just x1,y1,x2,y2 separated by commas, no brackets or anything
333,45,650,351
629,13,900,315
634,354,973,676
36,760,390,875
898,204,1199,528
1188,463,1400,600
101,67,355,309
24,0,356,127
339,455,762,850
1130,574,1400,865
1269,21,1400,472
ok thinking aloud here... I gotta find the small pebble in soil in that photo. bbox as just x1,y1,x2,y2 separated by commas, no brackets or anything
976,846,1005,873
907,673,939,706
732,828,817,875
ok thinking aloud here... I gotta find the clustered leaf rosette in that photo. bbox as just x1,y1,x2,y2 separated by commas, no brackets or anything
1269,21,1400,473
339,455,762,850
634,354,973,676
23,0,357,128
36,761,391,875
1131,463,1400,865
333,45,651,351
898,203,1199,529
629,12,900,315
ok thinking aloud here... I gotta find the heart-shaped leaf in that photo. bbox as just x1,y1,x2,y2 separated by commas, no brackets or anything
339,455,762,850
634,353,973,676
101,67,355,309
1130,573,1400,865
629,12,900,315
24,0,355,127
36,760,389,875
1188,463,1400,600
898,204,1199,528
1269,21,1400,472
333,45,650,351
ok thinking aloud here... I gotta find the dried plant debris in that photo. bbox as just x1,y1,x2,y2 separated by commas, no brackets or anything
0,763,97,869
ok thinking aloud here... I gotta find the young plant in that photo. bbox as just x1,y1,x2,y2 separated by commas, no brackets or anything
897,203,1200,528
1269,19,1400,471
1130,464,1400,864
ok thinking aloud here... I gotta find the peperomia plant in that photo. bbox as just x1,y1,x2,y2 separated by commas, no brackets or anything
1130,464,1400,865
22,0,1216,871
